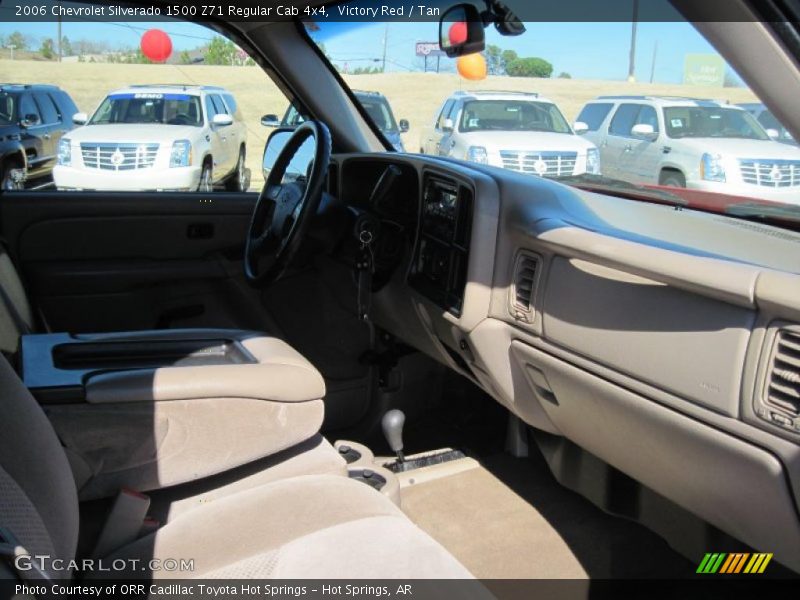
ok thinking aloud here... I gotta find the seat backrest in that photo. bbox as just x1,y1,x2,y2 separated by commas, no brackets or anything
0,356,79,576
0,248,34,356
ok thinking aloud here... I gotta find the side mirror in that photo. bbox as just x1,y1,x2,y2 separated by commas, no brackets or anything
439,3,485,58
20,113,40,128
262,127,316,182
765,128,780,140
631,123,657,140
261,114,280,127
212,113,233,127
442,118,454,132
72,112,88,125
573,121,589,134
399,119,410,133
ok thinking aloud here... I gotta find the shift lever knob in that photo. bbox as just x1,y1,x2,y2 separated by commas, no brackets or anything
381,409,406,462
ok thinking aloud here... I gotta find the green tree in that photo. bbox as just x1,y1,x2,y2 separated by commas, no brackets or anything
8,31,27,51
485,44,503,75
557,71,572,79
506,57,554,78
204,36,237,65
179,50,192,64
61,36,73,56
39,38,55,60
500,49,518,70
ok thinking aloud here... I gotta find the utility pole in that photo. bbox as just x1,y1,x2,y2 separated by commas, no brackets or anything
627,0,639,82
57,10,62,61
381,24,388,72
649,40,658,83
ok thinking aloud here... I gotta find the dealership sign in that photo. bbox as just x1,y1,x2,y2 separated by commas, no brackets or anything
416,42,446,57
683,54,725,87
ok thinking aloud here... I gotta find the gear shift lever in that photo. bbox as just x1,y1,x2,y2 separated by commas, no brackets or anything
381,409,406,463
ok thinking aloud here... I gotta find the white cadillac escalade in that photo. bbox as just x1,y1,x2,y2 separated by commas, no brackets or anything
54,85,247,192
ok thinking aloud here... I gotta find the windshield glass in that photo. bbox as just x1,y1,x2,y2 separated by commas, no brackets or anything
360,97,398,132
0,92,16,126
89,93,203,126
664,106,768,140
459,100,570,133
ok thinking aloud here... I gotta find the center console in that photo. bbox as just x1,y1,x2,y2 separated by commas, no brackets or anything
409,173,474,316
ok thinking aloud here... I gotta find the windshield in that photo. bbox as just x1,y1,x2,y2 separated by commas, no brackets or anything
664,106,768,140
360,97,398,132
89,93,203,126
0,92,15,126
459,100,571,133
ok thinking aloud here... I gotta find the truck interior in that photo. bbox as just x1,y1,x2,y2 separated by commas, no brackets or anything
1,0,799,585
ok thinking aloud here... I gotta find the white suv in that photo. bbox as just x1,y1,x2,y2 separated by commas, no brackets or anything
575,96,800,204
54,85,247,192
420,91,599,177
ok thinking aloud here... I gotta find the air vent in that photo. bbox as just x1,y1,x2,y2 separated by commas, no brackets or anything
510,252,540,323
767,330,800,417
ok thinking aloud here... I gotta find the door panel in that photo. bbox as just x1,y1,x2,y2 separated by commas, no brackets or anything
0,191,269,334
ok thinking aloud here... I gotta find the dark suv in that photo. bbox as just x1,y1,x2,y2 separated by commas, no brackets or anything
262,90,409,152
0,84,79,190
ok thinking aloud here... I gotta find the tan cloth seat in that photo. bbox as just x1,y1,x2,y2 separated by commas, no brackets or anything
0,357,472,580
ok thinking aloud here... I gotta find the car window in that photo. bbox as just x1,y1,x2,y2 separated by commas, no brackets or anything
90,93,204,127
210,95,229,116
34,93,60,125
459,100,571,133
0,92,16,126
575,103,614,131
437,100,455,129
635,105,659,132
609,104,643,137
359,98,398,132
663,106,768,140
19,94,41,123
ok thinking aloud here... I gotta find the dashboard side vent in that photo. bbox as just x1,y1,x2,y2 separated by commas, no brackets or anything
766,329,800,417
510,252,540,323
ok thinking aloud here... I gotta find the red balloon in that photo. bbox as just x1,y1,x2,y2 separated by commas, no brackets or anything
448,21,468,46
141,29,172,63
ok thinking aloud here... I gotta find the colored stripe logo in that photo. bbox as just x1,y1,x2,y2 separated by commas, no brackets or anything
696,552,773,574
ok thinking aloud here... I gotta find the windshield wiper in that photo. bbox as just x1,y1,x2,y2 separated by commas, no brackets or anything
725,202,800,225
557,173,688,206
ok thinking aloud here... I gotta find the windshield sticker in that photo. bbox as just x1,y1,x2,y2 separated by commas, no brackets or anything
108,93,195,101
670,119,683,128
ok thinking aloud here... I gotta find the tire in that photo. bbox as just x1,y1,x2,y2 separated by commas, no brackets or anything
659,171,686,188
1,161,23,191
198,161,213,193
225,146,247,192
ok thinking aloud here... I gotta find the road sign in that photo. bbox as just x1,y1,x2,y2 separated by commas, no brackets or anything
416,42,446,57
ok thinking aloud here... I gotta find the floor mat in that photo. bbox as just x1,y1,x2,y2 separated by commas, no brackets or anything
401,453,695,579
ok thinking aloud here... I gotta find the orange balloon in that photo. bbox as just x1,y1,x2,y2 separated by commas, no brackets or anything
457,53,487,81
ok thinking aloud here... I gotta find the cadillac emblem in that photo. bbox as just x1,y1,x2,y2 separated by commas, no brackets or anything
769,165,783,183
110,149,125,168
533,159,548,176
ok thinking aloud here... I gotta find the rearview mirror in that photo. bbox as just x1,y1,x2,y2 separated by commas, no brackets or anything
442,118,454,132
72,112,88,125
262,128,316,183
573,121,589,134
399,119,410,133
212,113,233,127
631,123,657,140
20,113,40,128
261,114,280,127
439,4,485,58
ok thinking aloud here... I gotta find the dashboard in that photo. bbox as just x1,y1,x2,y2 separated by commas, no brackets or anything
329,151,800,573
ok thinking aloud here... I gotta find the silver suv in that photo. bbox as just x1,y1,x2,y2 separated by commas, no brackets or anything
575,96,800,203
420,91,599,177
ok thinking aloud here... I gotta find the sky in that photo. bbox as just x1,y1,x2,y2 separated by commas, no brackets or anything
0,12,728,84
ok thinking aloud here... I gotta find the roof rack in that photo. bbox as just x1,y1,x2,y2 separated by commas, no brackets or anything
596,95,717,102
455,90,539,97
350,89,383,96
126,84,226,91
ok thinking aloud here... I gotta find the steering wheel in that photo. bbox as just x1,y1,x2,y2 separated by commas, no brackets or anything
244,121,331,285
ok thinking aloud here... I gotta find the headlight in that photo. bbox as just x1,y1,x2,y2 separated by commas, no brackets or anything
170,140,192,168
467,146,488,164
586,148,600,174
57,139,71,166
700,153,726,182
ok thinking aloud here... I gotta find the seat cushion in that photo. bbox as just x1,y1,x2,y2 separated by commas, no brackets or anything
96,475,472,579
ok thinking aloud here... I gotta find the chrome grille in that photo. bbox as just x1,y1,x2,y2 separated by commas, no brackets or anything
80,142,159,171
499,150,577,177
738,159,800,188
